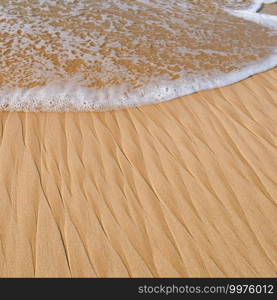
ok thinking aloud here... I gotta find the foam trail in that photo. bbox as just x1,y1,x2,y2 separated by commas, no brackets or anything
225,0,277,28
0,0,276,111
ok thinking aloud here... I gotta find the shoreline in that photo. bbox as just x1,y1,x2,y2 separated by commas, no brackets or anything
0,68,276,277
1,1,277,111
0,0,276,278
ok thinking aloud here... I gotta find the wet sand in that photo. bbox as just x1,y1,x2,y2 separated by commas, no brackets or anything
261,2,277,15
0,68,276,277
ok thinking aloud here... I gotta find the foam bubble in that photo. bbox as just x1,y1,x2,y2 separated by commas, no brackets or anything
0,0,276,111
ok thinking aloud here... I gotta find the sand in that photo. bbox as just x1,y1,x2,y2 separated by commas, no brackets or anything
261,3,277,15
0,67,276,277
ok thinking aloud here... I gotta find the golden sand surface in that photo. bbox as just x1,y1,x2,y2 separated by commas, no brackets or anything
0,68,276,277
261,3,277,15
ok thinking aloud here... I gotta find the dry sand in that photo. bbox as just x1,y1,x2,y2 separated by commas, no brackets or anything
0,67,276,277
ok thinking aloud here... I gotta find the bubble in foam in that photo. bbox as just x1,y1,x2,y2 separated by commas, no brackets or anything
0,0,276,111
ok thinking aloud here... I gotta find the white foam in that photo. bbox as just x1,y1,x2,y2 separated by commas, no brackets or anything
225,0,277,29
1,51,276,112
0,0,276,111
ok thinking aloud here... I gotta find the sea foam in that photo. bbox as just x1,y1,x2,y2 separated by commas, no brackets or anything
0,0,276,111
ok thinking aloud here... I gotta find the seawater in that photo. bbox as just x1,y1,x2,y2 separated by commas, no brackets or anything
0,0,276,111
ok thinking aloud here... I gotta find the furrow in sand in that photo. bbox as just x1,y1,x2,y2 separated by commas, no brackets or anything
0,68,276,277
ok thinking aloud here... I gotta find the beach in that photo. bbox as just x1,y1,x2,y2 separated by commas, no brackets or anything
1,0,277,111
0,67,276,277
261,2,277,15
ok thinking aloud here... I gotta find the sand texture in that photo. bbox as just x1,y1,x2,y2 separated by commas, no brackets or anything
0,68,276,277
261,3,277,15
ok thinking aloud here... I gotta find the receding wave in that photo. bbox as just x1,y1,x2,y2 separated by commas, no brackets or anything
0,0,276,111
